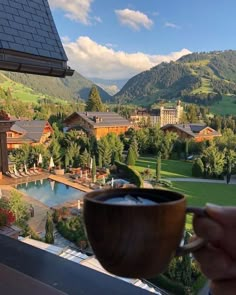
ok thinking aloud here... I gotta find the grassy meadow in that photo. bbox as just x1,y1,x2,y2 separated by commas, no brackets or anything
134,156,236,228
210,95,236,115
133,156,192,178
0,79,66,104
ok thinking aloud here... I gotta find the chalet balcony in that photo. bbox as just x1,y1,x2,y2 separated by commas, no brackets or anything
0,234,162,295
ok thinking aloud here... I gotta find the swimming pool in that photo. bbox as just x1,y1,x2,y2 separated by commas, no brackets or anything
16,179,84,207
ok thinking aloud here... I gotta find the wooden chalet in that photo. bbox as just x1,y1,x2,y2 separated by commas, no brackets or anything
161,123,221,142
64,112,132,139
7,120,53,150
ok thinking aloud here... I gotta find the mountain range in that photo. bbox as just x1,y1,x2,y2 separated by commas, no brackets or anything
114,50,236,106
1,50,236,107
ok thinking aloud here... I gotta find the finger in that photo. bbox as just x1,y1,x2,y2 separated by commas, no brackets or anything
211,279,236,295
193,215,224,242
193,245,236,280
206,204,236,226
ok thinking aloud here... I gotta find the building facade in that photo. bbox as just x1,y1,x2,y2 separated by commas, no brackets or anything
130,101,184,127
150,101,183,127
64,112,131,139
161,123,221,142
6,120,53,149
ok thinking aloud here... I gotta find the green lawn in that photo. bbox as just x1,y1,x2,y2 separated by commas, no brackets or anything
171,181,236,229
134,157,192,178
171,181,236,207
210,95,236,115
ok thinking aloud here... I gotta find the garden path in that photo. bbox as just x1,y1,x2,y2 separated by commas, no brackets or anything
167,177,236,184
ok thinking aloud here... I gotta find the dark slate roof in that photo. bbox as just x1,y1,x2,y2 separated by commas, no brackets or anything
0,0,74,77
64,112,131,128
161,123,220,137
9,120,51,142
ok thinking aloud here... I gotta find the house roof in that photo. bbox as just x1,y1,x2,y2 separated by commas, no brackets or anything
9,120,52,143
0,0,74,77
161,123,220,138
64,112,131,128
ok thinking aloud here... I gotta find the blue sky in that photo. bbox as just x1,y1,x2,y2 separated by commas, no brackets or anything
49,0,236,81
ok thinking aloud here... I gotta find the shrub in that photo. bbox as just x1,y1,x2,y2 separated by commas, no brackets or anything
0,208,15,226
45,212,54,244
115,161,143,188
192,274,207,293
57,216,88,248
192,158,204,177
148,274,185,295
52,209,60,224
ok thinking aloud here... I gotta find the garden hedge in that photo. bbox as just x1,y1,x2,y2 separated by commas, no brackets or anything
114,161,143,188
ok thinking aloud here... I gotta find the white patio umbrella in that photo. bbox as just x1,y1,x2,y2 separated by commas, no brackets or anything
49,157,55,168
38,153,43,165
0,188,2,199
111,177,114,188
50,180,55,191
90,158,93,170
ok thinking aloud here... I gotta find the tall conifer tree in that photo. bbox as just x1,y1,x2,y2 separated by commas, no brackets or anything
85,85,104,111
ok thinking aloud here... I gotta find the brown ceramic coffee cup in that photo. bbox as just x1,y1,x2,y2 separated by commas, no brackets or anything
83,188,205,278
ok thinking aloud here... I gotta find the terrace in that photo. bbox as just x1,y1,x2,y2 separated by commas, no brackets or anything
0,234,156,295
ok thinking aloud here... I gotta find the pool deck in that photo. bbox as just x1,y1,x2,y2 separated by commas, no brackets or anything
48,174,92,193
0,173,93,235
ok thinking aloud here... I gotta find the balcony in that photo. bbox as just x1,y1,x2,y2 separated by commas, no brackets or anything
0,234,157,295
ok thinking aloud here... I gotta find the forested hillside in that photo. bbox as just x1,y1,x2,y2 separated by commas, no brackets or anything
115,50,236,106
0,70,112,103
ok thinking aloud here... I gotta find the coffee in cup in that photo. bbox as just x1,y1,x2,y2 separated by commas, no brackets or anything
83,188,205,278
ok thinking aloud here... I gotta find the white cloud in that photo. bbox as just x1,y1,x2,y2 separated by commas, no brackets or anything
48,0,93,24
63,36,191,80
115,9,153,30
165,22,180,29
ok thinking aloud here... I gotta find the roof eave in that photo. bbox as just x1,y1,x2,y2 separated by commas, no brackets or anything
0,49,74,78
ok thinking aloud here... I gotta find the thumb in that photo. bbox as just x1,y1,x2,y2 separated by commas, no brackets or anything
206,203,236,226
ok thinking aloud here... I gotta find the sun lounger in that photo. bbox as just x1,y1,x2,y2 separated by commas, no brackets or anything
9,168,22,178
24,165,36,175
14,169,23,178
33,168,41,174
19,169,28,177
5,171,18,179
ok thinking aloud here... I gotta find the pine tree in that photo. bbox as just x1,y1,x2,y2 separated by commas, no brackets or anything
49,139,61,167
92,156,96,183
126,146,136,166
156,152,161,182
85,85,104,111
130,136,139,161
98,153,102,168
180,232,192,287
185,140,189,160
45,212,54,244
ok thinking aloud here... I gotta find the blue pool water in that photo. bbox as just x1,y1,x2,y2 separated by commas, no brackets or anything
16,179,84,207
